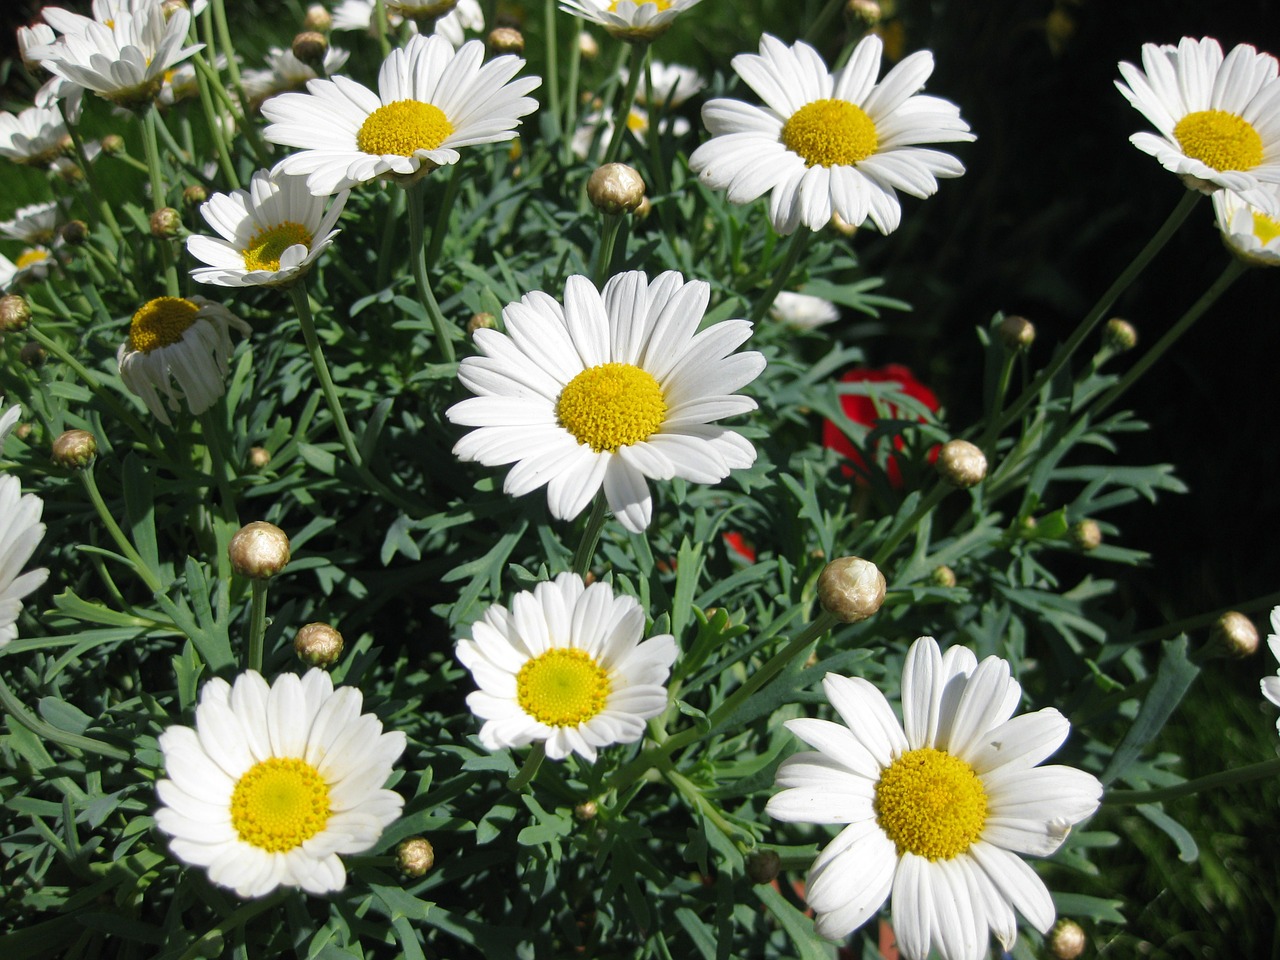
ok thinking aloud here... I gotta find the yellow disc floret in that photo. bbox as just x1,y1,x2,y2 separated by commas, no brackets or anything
517,648,611,727
15,249,50,270
230,757,332,853
242,221,314,272
128,296,200,354
1173,109,1264,171
1252,210,1280,246
607,0,671,9
782,99,879,167
874,746,988,860
556,362,667,453
356,100,454,157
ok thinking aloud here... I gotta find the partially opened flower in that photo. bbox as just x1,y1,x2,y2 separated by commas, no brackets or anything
690,34,974,235
0,104,69,167
1262,606,1280,732
446,270,765,532
0,473,49,648
822,364,939,488
1116,37,1280,212
769,291,840,330
187,170,348,287
117,295,250,424
0,201,62,245
456,573,676,762
1212,183,1280,266
559,0,704,43
155,669,406,898
767,637,1102,958
262,33,539,196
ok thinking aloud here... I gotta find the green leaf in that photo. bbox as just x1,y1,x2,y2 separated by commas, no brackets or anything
1101,634,1200,785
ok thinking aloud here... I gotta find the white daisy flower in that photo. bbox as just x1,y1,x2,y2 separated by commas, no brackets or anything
17,23,57,71
558,0,704,43
456,572,677,762
570,104,689,159
767,637,1102,958
155,669,406,898
0,247,56,288
1212,183,1280,266
262,33,539,196
0,474,50,649
632,60,705,108
186,170,348,288
0,399,22,450
446,270,765,532
0,104,69,167
689,34,975,235
769,290,840,330
1116,37,1280,212
331,0,483,48
1262,606,1280,731
241,46,352,107
117,295,251,425
159,53,228,108
0,201,63,245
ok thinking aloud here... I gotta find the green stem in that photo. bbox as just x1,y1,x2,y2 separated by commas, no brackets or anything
140,107,180,296
198,408,239,623
747,230,811,326
246,579,268,673
1126,589,1280,647
643,51,674,234
175,890,289,960
25,325,151,442
372,0,393,58
407,180,458,364
58,102,125,246
602,44,646,165
667,768,749,850
543,0,562,143
191,47,240,189
375,186,406,290
79,468,164,594
976,347,1019,455
209,0,267,165
572,494,609,578
507,741,546,792
1103,758,1280,806
803,0,848,43
593,213,622,284
425,163,462,270
870,483,950,567
287,282,363,465
561,16,583,166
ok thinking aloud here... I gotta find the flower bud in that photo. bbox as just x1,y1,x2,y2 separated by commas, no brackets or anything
587,163,646,215
574,800,598,821
1102,317,1138,353
634,195,653,221
19,342,46,367
1209,610,1259,659
1070,519,1102,551
1048,918,1086,960
60,220,90,245
52,429,97,468
931,565,957,588
291,31,329,69
149,207,183,239
745,850,781,885
294,622,344,667
488,26,524,55
577,31,600,61
15,423,32,441
248,446,272,470
101,134,126,156
998,314,1035,351
846,0,882,26
183,184,208,207
304,3,332,31
228,521,291,579
0,294,33,332
54,158,83,183
936,439,987,487
817,556,886,623
396,837,435,877
467,312,497,336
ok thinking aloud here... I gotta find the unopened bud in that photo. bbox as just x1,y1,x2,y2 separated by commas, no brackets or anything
587,162,646,215
1102,317,1138,353
817,556,886,623
998,314,1035,351
60,220,90,245
294,622,345,667
574,800,598,821
467,313,496,337
846,0,882,25
183,184,208,207
488,26,524,54
19,342,46,367
634,195,653,221
228,521,291,579
101,134,126,156
15,423,32,441
936,439,987,487
931,565,956,588
248,446,271,470
1209,610,1259,659
396,837,435,877
745,850,782,885
291,31,329,69
1048,918,1086,960
303,3,332,31
59,133,75,156
0,294,33,332
149,207,183,239
52,429,97,468
1069,519,1102,551
577,31,600,61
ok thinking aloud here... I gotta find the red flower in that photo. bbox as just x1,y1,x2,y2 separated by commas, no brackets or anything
722,531,756,563
822,364,940,488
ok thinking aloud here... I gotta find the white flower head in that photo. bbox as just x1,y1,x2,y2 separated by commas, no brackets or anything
0,399,22,450
446,270,766,533
117,295,251,425
17,23,57,70
160,53,228,108
1212,183,1280,266
326,0,483,48
262,33,539,196
1262,606,1280,730
155,669,406,898
0,201,63,245
241,46,352,106
0,474,50,648
570,104,689,159
187,170,348,287
690,34,975,236
456,572,677,762
1116,37,1280,213
0,104,69,166
559,0,704,43
632,60,705,107
769,290,840,330
767,636,1103,959
0,247,56,288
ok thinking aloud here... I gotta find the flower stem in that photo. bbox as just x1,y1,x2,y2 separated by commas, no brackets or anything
747,229,811,326
287,282,362,465
58,102,125,247
593,213,622,285
602,44,646,165
542,0,562,143
25,325,151,443
246,578,268,673
561,16,584,166
79,468,164,594
140,107,180,297
572,494,609,578
1103,758,1280,805
508,741,546,792
407,180,458,364
372,0,393,58
870,483,950,566
976,347,1019,456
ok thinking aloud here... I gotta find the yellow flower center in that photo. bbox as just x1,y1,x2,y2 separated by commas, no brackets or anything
556,362,667,453
517,648,611,727
626,110,648,134
1173,109,1264,172
230,757,332,853
241,221,313,272
1252,210,1280,245
15,249,50,269
128,296,200,354
873,747,988,860
608,0,672,9
782,98,879,167
356,100,454,157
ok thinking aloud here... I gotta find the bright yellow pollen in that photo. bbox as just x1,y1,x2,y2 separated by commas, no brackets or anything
874,747,988,860
230,757,332,853
15,249,49,270
1252,210,1280,245
517,648,611,727
626,110,648,134
241,221,313,272
782,99,878,167
607,0,671,9
128,297,199,354
556,362,666,453
356,100,454,157
1173,109,1264,172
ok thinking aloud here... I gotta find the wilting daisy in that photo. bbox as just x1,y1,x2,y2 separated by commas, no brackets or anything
1212,183,1280,266
0,201,62,245
559,0,704,43
456,573,676,762
690,34,975,235
155,669,406,898
187,170,348,288
769,291,840,330
0,104,69,167
446,270,765,532
263,34,538,196
1116,37,1280,212
1262,606,1280,732
241,46,352,108
0,473,49,648
767,637,1102,958
117,295,250,424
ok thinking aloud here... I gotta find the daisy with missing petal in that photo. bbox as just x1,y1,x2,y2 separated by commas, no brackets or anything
446,270,765,532
457,573,677,762
690,34,975,235
1212,183,1280,266
767,636,1102,959
262,33,539,196
558,0,704,44
1116,37,1280,212
187,170,348,288
1262,606,1280,732
0,474,49,648
117,295,250,425
155,669,406,898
